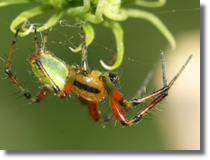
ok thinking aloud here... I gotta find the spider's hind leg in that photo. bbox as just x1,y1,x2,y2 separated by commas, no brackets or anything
101,51,192,126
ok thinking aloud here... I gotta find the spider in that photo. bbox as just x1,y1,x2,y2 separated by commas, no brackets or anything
4,27,192,126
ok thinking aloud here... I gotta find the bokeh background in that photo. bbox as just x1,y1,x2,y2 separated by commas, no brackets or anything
0,0,200,150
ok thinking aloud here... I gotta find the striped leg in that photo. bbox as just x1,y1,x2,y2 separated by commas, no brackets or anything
102,71,153,121
4,29,49,102
80,26,90,75
102,51,192,126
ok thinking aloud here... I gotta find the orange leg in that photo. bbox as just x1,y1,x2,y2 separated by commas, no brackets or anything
102,51,192,126
4,29,49,102
78,96,88,104
78,96,101,122
87,101,100,121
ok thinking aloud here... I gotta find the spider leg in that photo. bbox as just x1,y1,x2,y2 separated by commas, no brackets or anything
78,96,88,104
87,101,100,121
4,29,49,102
133,71,153,99
80,26,90,75
102,70,153,121
41,29,48,50
101,51,192,126
78,96,101,122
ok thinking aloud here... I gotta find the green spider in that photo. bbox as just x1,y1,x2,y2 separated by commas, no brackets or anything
0,0,176,70
4,27,191,126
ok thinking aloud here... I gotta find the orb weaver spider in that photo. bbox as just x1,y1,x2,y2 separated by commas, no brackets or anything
4,27,192,126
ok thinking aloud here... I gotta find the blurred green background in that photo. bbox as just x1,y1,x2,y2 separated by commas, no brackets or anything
0,0,200,150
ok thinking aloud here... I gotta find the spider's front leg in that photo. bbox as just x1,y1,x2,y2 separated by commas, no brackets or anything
102,51,192,126
4,29,49,102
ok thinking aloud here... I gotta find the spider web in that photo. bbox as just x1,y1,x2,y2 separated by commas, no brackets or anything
22,4,200,67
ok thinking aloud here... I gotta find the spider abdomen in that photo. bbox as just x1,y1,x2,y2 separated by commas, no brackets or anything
30,50,69,93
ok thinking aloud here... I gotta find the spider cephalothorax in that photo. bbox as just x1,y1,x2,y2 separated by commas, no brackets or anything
4,27,192,126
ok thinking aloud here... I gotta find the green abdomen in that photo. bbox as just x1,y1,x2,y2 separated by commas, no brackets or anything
30,51,69,93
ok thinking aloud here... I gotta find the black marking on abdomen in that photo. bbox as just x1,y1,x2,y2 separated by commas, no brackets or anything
74,80,100,94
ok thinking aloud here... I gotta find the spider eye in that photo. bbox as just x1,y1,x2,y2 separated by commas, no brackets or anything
108,73,119,85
